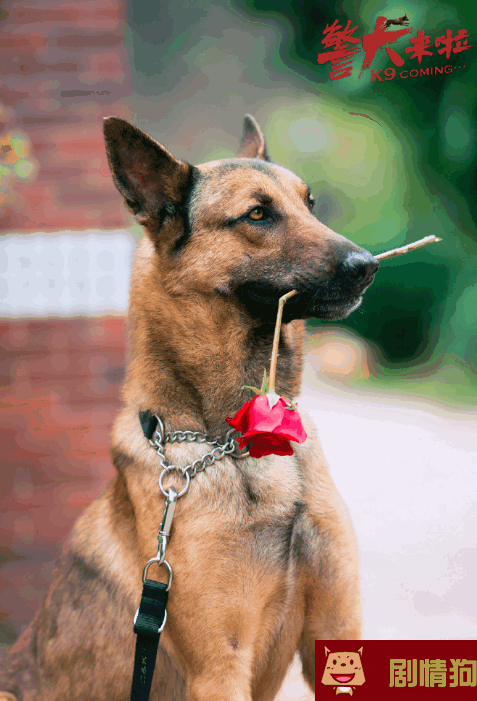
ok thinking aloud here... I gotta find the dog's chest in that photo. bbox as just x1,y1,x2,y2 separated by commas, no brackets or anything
137,440,305,576
238,452,303,506
196,453,305,571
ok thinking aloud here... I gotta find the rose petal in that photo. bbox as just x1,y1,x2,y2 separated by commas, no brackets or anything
242,397,307,443
226,394,307,458
247,433,294,458
226,397,256,433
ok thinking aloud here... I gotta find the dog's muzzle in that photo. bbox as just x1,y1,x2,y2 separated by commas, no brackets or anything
237,248,379,323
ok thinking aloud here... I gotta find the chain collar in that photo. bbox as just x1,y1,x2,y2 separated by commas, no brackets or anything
144,415,249,496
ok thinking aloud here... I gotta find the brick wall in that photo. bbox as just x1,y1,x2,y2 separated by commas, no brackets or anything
0,0,135,646
0,318,125,644
0,0,133,232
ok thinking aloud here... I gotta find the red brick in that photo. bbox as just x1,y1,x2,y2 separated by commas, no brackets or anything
0,208,126,231
57,190,118,205
0,56,82,78
6,351,125,385
17,185,54,210
13,8,83,23
0,87,31,106
38,166,84,179
55,30,123,49
8,319,127,352
0,32,48,52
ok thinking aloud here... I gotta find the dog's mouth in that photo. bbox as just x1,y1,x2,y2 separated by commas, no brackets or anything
237,282,364,323
242,283,289,306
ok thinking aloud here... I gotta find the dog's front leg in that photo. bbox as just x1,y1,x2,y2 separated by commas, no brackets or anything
0,548,138,701
294,425,362,691
186,665,252,701
298,542,362,690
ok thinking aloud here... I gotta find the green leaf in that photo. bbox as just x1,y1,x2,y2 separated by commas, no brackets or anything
241,385,263,395
241,369,269,396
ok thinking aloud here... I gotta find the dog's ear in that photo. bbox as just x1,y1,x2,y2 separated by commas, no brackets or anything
103,117,193,225
237,115,269,161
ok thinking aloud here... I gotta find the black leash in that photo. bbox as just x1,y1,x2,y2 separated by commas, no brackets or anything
130,413,176,701
130,579,169,701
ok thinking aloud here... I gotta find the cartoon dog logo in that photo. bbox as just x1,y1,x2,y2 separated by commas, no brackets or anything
321,647,365,695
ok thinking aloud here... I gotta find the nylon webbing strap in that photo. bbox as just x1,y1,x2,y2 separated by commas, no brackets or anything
130,579,169,701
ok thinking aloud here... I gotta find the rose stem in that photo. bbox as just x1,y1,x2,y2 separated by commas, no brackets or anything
267,235,442,393
268,290,298,393
375,235,442,261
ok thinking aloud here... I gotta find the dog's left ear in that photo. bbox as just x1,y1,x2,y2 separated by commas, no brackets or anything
237,115,269,161
103,116,193,225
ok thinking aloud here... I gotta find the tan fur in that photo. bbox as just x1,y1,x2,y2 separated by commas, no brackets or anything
0,115,376,700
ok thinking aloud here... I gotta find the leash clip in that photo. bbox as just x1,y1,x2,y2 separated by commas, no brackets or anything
156,488,177,561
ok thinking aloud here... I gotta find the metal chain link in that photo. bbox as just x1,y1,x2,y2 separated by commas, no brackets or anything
150,416,248,496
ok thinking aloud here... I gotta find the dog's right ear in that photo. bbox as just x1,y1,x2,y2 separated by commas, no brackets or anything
237,115,269,161
103,117,193,225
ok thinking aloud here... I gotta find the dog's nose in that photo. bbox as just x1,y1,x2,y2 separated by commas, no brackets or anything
340,250,379,286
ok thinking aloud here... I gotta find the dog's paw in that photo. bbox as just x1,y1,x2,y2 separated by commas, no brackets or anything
0,693,18,701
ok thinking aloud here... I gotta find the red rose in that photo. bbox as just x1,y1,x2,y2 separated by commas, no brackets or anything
226,393,307,458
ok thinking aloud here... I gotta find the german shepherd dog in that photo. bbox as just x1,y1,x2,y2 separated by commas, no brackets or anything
0,115,378,700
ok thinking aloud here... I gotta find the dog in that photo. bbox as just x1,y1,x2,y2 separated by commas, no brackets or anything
0,115,379,700
383,15,409,28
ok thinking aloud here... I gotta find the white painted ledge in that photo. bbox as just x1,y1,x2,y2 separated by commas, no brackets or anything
0,231,135,316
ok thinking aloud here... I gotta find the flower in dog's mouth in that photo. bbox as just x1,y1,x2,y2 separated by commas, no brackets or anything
226,371,307,458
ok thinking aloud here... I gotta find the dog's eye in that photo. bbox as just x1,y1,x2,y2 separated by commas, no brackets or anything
248,207,267,221
307,195,315,211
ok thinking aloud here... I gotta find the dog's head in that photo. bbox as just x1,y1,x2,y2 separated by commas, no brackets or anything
104,115,378,325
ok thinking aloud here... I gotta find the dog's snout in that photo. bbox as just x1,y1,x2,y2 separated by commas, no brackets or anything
340,250,379,286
